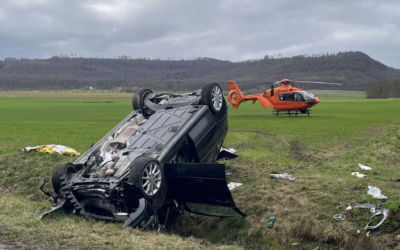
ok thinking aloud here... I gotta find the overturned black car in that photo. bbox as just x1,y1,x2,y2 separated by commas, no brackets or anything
40,82,245,230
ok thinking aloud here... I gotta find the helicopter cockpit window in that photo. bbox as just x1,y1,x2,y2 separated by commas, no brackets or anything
294,92,305,101
285,93,295,101
298,91,315,101
279,93,295,101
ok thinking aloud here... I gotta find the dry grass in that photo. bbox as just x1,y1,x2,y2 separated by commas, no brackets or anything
0,195,242,250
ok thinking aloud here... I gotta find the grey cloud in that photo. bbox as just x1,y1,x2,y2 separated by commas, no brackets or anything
0,0,399,68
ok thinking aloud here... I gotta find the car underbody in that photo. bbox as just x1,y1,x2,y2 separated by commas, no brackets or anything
40,83,245,230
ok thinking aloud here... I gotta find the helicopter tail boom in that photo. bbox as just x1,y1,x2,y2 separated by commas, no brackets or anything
227,81,245,109
227,81,273,109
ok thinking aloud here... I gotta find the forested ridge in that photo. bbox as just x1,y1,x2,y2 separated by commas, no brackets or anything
1,51,399,91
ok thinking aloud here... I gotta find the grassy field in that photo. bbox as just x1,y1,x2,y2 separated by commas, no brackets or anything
308,90,367,99
1,91,400,250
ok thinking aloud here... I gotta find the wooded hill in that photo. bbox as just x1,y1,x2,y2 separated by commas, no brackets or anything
1,51,399,91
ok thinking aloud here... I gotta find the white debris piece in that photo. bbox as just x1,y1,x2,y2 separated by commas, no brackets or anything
359,163,372,170
227,182,243,190
351,172,366,178
367,185,388,200
227,148,237,154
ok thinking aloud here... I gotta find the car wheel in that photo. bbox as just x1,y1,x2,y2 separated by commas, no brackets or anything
51,162,78,194
132,88,153,113
128,157,165,200
201,82,225,114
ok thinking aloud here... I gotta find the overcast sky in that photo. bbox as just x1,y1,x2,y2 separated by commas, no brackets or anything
1,0,400,68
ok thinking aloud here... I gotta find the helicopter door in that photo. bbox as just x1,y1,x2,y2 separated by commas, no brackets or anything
294,92,305,102
282,93,295,109
276,93,288,107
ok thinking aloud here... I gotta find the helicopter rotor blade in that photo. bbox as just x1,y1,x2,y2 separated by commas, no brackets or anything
295,81,342,85
237,81,278,86
236,80,342,86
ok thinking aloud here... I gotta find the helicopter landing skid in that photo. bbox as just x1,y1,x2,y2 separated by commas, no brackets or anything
273,110,311,117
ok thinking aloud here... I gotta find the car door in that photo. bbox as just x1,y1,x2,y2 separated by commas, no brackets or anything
164,163,246,217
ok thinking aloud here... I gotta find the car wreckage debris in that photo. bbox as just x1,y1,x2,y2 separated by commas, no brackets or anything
270,173,295,182
333,214,346,221
365,209,389,230
343,197,390,234
346,227,360,234
227,182,243,190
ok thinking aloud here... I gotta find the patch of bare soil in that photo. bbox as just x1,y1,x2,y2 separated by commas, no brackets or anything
0,238,28,250
288,139,315,162
230,129,275,137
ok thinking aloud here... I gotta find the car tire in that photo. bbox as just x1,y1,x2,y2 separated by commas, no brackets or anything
128,157,166,202
132,88,153,113
201,82,226,114
51,162,78,194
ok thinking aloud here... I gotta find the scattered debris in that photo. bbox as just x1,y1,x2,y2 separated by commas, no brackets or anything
24,144,80,156
353,203,376,209
367,185,388,200
365,209,389,230
359,163,372,170
351,172,366,178
354,203,379,214
225,171,232,176
334,214,346,221
345,200,389,235
308,165,314,167
311,221,316,226
270,173,295,182
267,216,276,228
371,228,382,235
227,182,243,190
346,227,360,234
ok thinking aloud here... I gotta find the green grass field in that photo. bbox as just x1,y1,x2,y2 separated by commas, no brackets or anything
1,91,400,250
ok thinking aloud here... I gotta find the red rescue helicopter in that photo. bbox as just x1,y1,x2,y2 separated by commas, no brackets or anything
227,79,342,116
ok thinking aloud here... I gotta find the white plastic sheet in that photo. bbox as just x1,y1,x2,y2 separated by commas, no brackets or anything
227,182,243,190
367,185,388,200
351,172,366,178
359,163,372,170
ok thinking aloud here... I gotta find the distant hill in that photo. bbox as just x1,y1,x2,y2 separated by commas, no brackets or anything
1,51,399,91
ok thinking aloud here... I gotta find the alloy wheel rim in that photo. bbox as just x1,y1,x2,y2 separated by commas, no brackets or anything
142,162,162,195
212,85,223,111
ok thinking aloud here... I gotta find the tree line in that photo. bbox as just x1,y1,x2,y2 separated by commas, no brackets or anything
1,51,400,92
366,80,400,98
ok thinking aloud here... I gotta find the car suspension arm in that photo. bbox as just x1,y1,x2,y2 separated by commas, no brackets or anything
39,175,57,203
